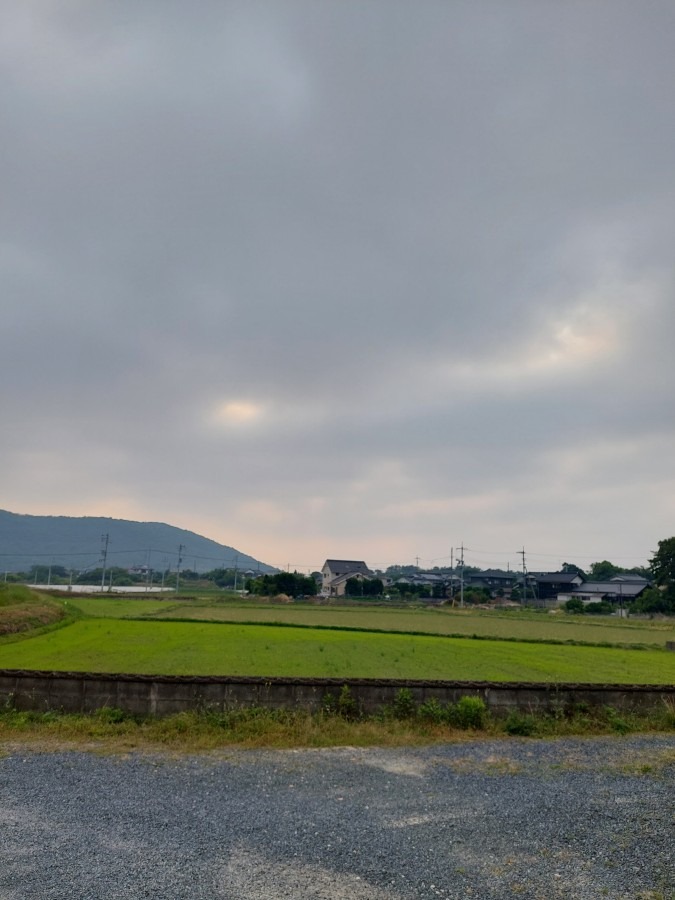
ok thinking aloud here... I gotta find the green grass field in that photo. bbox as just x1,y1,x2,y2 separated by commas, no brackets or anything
67,596,675,646
65,597,182,618
3,618,675,683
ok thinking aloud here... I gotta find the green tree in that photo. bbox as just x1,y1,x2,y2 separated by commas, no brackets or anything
589,560,621,580
631,586,674,616
345,576,365,596
248,571,316,597
561,562,585,576
650,537,675,601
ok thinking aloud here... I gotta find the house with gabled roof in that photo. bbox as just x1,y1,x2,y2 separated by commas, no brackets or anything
559,580,649,605
533,572,585,600
321,559,371,596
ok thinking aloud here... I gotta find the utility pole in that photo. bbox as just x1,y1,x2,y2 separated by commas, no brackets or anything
456,544,465,608
519,546,527,606
449,548,454,604
176,544,184,592
415,555,420,570
233,554,239,592
101,534,109,592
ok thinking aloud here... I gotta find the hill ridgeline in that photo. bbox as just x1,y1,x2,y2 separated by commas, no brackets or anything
0,510,275,574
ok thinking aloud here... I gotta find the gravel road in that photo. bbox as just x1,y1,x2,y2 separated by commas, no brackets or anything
1,735,674,899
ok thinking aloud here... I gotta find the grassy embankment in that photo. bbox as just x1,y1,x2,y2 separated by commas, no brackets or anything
0,584,68,638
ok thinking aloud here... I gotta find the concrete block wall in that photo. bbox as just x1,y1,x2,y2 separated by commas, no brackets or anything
1,669,674,718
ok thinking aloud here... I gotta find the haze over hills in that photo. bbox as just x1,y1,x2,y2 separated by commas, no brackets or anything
0,510,275,575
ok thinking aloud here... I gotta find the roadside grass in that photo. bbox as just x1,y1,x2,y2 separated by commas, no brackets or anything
1,695,674,753
3,618,675,683
65,596,675,647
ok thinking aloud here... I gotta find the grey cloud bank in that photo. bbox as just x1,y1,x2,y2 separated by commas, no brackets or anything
2,1,674,571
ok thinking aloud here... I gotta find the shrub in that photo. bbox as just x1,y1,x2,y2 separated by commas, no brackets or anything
449,695,488,730
418,697,445,724
321,692,337,716
337,684,359,720
504,711,537,736
661,700,675,730
604,706,632,735
392,688,417,720
95,706,131,724
565,597,585,614
585,601,613,615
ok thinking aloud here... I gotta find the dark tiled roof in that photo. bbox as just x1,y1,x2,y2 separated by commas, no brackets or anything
323,559,369,571
535,572,583,584
572,581,646,597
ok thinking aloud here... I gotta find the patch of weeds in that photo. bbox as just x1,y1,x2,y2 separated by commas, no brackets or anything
603,706,632,735
95,706,133,725
321,692,337,715
337,684,359,720
392,688,417,720
659,699,675,730
504,710,537,736
448,695,488,730
418,697,445,724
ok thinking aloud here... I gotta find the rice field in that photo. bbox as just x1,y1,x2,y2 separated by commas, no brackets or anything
67,596,675,646
3,618,675,683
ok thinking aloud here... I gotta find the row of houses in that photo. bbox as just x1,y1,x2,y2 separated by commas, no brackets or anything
320,560,651,606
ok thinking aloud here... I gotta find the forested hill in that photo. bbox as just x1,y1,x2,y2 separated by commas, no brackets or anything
0,510,274,574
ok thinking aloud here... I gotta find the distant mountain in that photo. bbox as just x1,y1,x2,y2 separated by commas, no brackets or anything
0,510,275,574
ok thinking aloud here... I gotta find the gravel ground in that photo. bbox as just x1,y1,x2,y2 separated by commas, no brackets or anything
1,735,674,899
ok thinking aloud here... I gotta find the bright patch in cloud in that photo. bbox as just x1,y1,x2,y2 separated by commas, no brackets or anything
212,401,265,426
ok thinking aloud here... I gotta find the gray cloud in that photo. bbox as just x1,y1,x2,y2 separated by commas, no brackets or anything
2,0,674,569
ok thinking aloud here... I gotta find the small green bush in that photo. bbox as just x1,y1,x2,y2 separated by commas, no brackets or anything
392,688,417,720
565,597,585,614
337,684,359,720
418,697,445,724
449,695,488,729
95,706,131,724
660,700,675,730
321,692,337,716
504,711,537,736
604,706,631,735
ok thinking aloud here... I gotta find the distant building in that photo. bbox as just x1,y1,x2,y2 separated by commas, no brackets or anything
321,559,371,596
558,580,649,606
533,572,585,601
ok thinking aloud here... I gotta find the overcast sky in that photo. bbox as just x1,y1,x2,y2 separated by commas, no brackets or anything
2,1,674,573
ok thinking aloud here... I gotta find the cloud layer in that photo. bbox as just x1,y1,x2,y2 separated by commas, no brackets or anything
2,1,674,571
